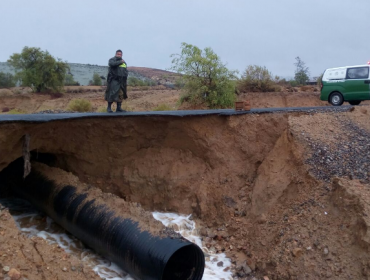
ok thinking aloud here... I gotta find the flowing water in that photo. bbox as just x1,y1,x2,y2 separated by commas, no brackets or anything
0,198,233,280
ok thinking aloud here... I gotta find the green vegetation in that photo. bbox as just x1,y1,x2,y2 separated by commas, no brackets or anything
174,77,185,89
67,99,92,112
7,47,69,93
170,42,237,108
294,56,310,85
92,73,102,86
7,108,26,114
0,72,16,88
289,80,299,87
317,73,323,87
96,106,108,113
127,77,155,87
153,104,172,111
237,65,276,92
65,74,79,86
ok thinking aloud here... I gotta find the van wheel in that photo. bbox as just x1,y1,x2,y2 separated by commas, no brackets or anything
349,101,361,105
329,92,344,106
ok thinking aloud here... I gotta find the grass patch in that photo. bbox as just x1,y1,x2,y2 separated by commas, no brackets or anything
96,106,107,113
67,99,92,112
7,109,26,114
153,104,172,111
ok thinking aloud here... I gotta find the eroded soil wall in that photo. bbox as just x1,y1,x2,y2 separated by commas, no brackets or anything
0,114,288,226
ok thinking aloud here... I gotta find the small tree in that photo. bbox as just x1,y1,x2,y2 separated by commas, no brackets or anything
65,73,79,86
317,73,324,87
92,73,102,86
294,56,310,85
0,72,16,88
170,42,237,108
7,47,69,92
237,65,275,92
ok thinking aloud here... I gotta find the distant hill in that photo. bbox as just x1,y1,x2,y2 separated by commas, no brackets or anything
128,67,180,86
0,62,178,86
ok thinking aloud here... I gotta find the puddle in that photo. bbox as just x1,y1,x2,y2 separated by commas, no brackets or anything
0,198,233,280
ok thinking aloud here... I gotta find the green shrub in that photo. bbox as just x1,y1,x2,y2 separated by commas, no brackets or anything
153,104,172,111
174,77,185,89
289,80,299,87
317,73,323,87
128,77,155,87
92,73,102,86
237,65,276,92
0,72,16,88
294,56,310,85
96,106,107,113
67,99,92,112
65,74,79,86
170,43,237,109
128,77,141,86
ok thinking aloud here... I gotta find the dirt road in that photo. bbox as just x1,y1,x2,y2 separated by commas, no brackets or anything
0,85,353,114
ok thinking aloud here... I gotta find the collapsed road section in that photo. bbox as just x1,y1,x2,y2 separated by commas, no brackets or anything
3,106,370,280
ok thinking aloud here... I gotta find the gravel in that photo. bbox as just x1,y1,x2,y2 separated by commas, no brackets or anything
302,113,370,183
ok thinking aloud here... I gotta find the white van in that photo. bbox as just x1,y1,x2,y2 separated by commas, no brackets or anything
320,64,370,106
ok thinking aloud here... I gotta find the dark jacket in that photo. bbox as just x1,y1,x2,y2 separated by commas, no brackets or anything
108,56,128,79
105,56,128,102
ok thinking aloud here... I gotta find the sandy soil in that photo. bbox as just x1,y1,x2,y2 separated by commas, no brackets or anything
2,89,370,279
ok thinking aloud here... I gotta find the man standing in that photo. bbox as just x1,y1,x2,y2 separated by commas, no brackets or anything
105,50,128,113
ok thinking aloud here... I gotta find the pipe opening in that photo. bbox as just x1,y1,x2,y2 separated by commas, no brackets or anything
163,244,205,280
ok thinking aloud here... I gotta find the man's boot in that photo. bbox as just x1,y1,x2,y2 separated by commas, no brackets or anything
116,102,126,112
107,102,113,113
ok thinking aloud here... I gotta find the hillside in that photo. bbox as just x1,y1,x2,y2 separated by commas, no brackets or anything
0,62,176,86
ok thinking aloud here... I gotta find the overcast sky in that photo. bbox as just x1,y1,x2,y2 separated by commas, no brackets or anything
0,0,369,77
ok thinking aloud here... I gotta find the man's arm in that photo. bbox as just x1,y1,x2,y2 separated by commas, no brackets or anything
108,57,125,67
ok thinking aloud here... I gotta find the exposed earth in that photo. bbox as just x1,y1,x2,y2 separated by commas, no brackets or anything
1,83,370,280
1,84,359,115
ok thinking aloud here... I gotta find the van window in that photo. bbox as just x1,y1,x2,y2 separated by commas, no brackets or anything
325,68,346,80
346,67,369,79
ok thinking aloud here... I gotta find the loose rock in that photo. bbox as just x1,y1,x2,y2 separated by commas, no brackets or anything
8,268,21,280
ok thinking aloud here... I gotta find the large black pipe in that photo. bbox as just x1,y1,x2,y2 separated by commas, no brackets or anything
0,159,205,280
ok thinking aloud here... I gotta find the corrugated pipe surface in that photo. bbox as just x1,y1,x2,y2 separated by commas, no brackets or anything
0,159,205,280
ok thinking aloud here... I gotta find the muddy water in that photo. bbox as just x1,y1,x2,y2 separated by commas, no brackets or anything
0,198,233,280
